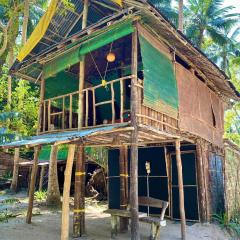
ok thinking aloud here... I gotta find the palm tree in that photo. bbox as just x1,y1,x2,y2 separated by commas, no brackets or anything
204,27,240,76
150,0,178,26
185,0,240,48
178,0,184,32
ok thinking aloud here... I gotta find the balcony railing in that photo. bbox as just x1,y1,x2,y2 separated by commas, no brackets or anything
40,76,136,133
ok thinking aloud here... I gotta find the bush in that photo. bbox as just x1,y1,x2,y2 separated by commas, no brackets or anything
213,212,240,238
34,191,47,201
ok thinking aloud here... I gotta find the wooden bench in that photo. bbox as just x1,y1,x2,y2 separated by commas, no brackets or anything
104,196,168,239
139,196,169,240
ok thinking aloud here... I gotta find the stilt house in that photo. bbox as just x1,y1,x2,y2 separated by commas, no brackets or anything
1,0,240,239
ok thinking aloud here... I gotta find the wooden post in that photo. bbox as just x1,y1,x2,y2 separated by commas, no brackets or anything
61,144,76,240
78,0,88,130
46,145,61,206
37,78,45,135
26,146,41,224
73,145,86,237
74,0,88,237
130,29,140,240
39,165,46,191
119,146,128,232
196,139,207,222
175,140,186,240
10,148,20,192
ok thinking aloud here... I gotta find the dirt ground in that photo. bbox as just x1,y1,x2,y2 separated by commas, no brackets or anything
0,191,231,240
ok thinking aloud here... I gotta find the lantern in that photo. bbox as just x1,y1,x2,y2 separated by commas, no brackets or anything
106,52,116,62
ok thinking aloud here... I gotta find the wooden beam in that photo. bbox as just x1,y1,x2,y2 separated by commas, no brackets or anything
26,146,41,224
130,29,140,240
73,145,86,237
61,144,76,240
175,140,186,240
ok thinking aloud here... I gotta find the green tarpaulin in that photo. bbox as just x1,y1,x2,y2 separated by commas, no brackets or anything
43,20,134,79
39,145,68,161
139,35,179,118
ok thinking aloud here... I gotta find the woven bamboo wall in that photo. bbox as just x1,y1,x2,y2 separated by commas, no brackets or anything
224,141,240,220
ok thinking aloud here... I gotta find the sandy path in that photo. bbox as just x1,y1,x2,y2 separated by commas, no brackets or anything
0,200,230,240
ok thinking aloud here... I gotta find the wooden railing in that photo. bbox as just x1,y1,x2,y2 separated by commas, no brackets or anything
40,75,178,135
40,76,134,133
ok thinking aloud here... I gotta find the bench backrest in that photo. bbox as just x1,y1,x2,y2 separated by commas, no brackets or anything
138,196,169,220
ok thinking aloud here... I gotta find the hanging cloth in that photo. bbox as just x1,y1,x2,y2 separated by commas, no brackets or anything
17,0,58,62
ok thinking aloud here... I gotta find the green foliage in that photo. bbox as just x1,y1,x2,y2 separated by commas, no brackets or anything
34,190,47,201
85,147,108,170
184,0,240,48
0,210,16,222
213,211,240,238
2,169,12,180
2,198,19,204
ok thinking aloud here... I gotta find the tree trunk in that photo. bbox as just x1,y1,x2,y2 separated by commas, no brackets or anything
10,148,20,192
22,0,29,45
46,145,61,207
26,146,40,224
178,0,184,32
39,165,46,191
7,47,14,109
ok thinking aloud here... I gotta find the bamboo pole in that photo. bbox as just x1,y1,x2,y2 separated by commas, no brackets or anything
10,148,20,192
69,94,73,129
196,139,207,222
175,140,186,240
120,79,124,123
37,78,45,135
61,144,76,240
73,145,86,237
78,0,88,130
26,146,41,224
74,0,88,237
130,29,140,240
111,83,115,124
119,146,128,232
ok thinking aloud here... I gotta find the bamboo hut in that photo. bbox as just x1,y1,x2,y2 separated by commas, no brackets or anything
1,0,240,239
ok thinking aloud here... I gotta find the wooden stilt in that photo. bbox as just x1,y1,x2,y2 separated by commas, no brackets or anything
74,0,88,237
73,145,86,237
39,165,46,191
119,146,128,232
46,145,61,206
175,140,186,240
196,139,207,222
10,148,20,192
124,146,129,202
78,0,88,130
26,146,41,224
130,29,140,240
61,144,76,240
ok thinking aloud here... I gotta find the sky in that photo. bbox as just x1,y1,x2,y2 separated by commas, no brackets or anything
223,0,240,13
